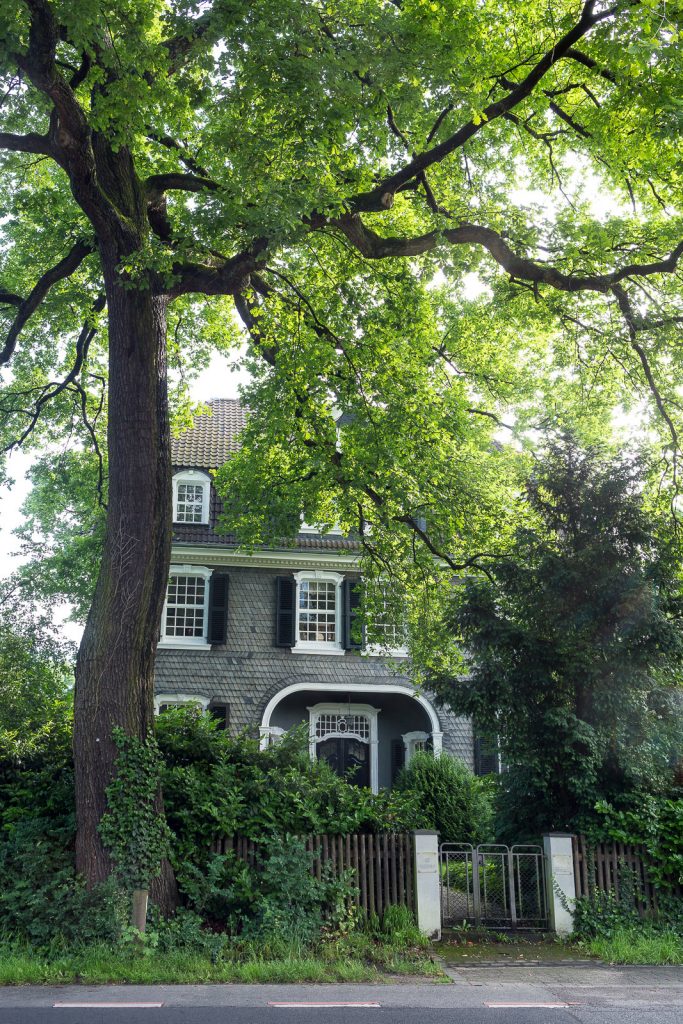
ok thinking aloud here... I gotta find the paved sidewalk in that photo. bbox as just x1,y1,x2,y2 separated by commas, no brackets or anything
0,963,680,1009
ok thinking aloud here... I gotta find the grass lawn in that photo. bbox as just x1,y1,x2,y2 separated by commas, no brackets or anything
0,941,447,986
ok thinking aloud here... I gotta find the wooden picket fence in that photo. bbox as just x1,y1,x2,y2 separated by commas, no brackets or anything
572,835,682,915
212,833,415,919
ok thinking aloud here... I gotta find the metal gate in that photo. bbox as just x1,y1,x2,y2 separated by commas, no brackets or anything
440,843,548,929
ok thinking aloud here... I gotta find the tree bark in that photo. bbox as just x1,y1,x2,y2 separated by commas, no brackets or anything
73,240,175,908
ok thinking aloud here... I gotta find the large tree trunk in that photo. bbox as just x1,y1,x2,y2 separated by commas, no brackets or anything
73,241,176,909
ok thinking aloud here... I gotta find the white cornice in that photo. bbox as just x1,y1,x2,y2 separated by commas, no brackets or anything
170,543,360,571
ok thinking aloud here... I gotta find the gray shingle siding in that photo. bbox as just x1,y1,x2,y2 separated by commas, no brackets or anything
157,399,475,777
155,564,473,769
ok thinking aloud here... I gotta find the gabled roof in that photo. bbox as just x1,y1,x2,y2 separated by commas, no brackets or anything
171,398,247,470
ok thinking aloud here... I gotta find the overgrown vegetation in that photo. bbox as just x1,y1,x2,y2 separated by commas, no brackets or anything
436,437,683,840
0,683,434,969
395,751,493,844
582,927,683,966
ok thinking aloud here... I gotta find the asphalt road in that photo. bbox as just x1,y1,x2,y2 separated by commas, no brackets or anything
0,964,681,1024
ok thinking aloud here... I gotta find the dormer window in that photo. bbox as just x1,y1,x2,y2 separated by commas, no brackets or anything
173,470,210,525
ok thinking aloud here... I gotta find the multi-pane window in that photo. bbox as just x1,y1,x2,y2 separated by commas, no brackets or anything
298,579,337,643
176,483,205,523
367,587,408,654
163,574,207,639
172,471,210,525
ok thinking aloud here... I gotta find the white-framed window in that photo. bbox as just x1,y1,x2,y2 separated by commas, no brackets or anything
159,565,212,649
292,570,345,654
299,515,344,536
402,730,431,765
365,585,409,658
155,693,211,714
173,470,211,525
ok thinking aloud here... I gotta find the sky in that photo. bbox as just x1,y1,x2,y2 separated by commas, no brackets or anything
0,348,252,643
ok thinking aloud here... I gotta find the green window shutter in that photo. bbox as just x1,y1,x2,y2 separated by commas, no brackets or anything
207,573,229,645
342,577,363,650
275,576,295,647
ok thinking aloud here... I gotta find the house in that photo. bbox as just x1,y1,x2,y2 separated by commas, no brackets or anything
154,398,481,791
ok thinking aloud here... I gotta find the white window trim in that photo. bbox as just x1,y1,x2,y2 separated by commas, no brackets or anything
364,641,410,659
159,564,212,650
308,702,380,794
172,470,211,525
402,730,430,765
259,725,285,747
154,693,211,713
299,516,344,536
291,569,345,654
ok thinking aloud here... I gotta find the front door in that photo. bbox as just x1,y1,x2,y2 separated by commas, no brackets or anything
317,737,370,787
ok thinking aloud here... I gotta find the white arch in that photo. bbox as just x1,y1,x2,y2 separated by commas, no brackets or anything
260,681,443,754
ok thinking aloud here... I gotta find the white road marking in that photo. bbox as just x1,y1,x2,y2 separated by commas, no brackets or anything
268,1002,381,1008
485,1003,576,1009
53,1003,164,1009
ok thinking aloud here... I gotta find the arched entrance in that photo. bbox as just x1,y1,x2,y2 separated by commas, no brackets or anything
259,682,443,793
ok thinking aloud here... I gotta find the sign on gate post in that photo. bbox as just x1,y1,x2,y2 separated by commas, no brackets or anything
543,833,576,936
413,830,441,939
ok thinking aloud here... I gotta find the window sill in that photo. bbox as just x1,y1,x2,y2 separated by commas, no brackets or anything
158,639,212,651
363,645,410,659
291,644,346,656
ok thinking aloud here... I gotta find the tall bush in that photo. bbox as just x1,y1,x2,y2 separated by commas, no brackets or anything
395,751,493,844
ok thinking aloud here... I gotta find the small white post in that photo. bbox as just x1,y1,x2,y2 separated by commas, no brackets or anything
413,830,441,940
543,833,576,937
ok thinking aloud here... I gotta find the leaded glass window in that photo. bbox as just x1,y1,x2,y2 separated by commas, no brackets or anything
314,713,370,740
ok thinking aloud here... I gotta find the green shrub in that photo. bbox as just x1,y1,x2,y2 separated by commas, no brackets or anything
0,817,127,949
156,707,425,896
570,875,683,942
395,751,493,843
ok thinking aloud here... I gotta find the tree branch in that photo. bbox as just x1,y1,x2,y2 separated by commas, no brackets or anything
0,239,95,365
612,283,680,485
144,172,218,197
0,131,52,155
167,239,268,298
564,46,617,84
146,133,210,177
348,1,618,212
1,293,105,454
331,214,683,294
15,0,129,241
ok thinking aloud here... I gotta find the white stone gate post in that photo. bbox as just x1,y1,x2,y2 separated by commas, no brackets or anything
413,829,441,939
543,833,576,936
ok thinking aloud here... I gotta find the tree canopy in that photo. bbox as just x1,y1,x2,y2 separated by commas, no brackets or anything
436,436,683,838
1,0,682,890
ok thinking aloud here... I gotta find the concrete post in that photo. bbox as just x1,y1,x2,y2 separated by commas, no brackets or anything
131,889,149,935
413,830,441,940
543,833,576,937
